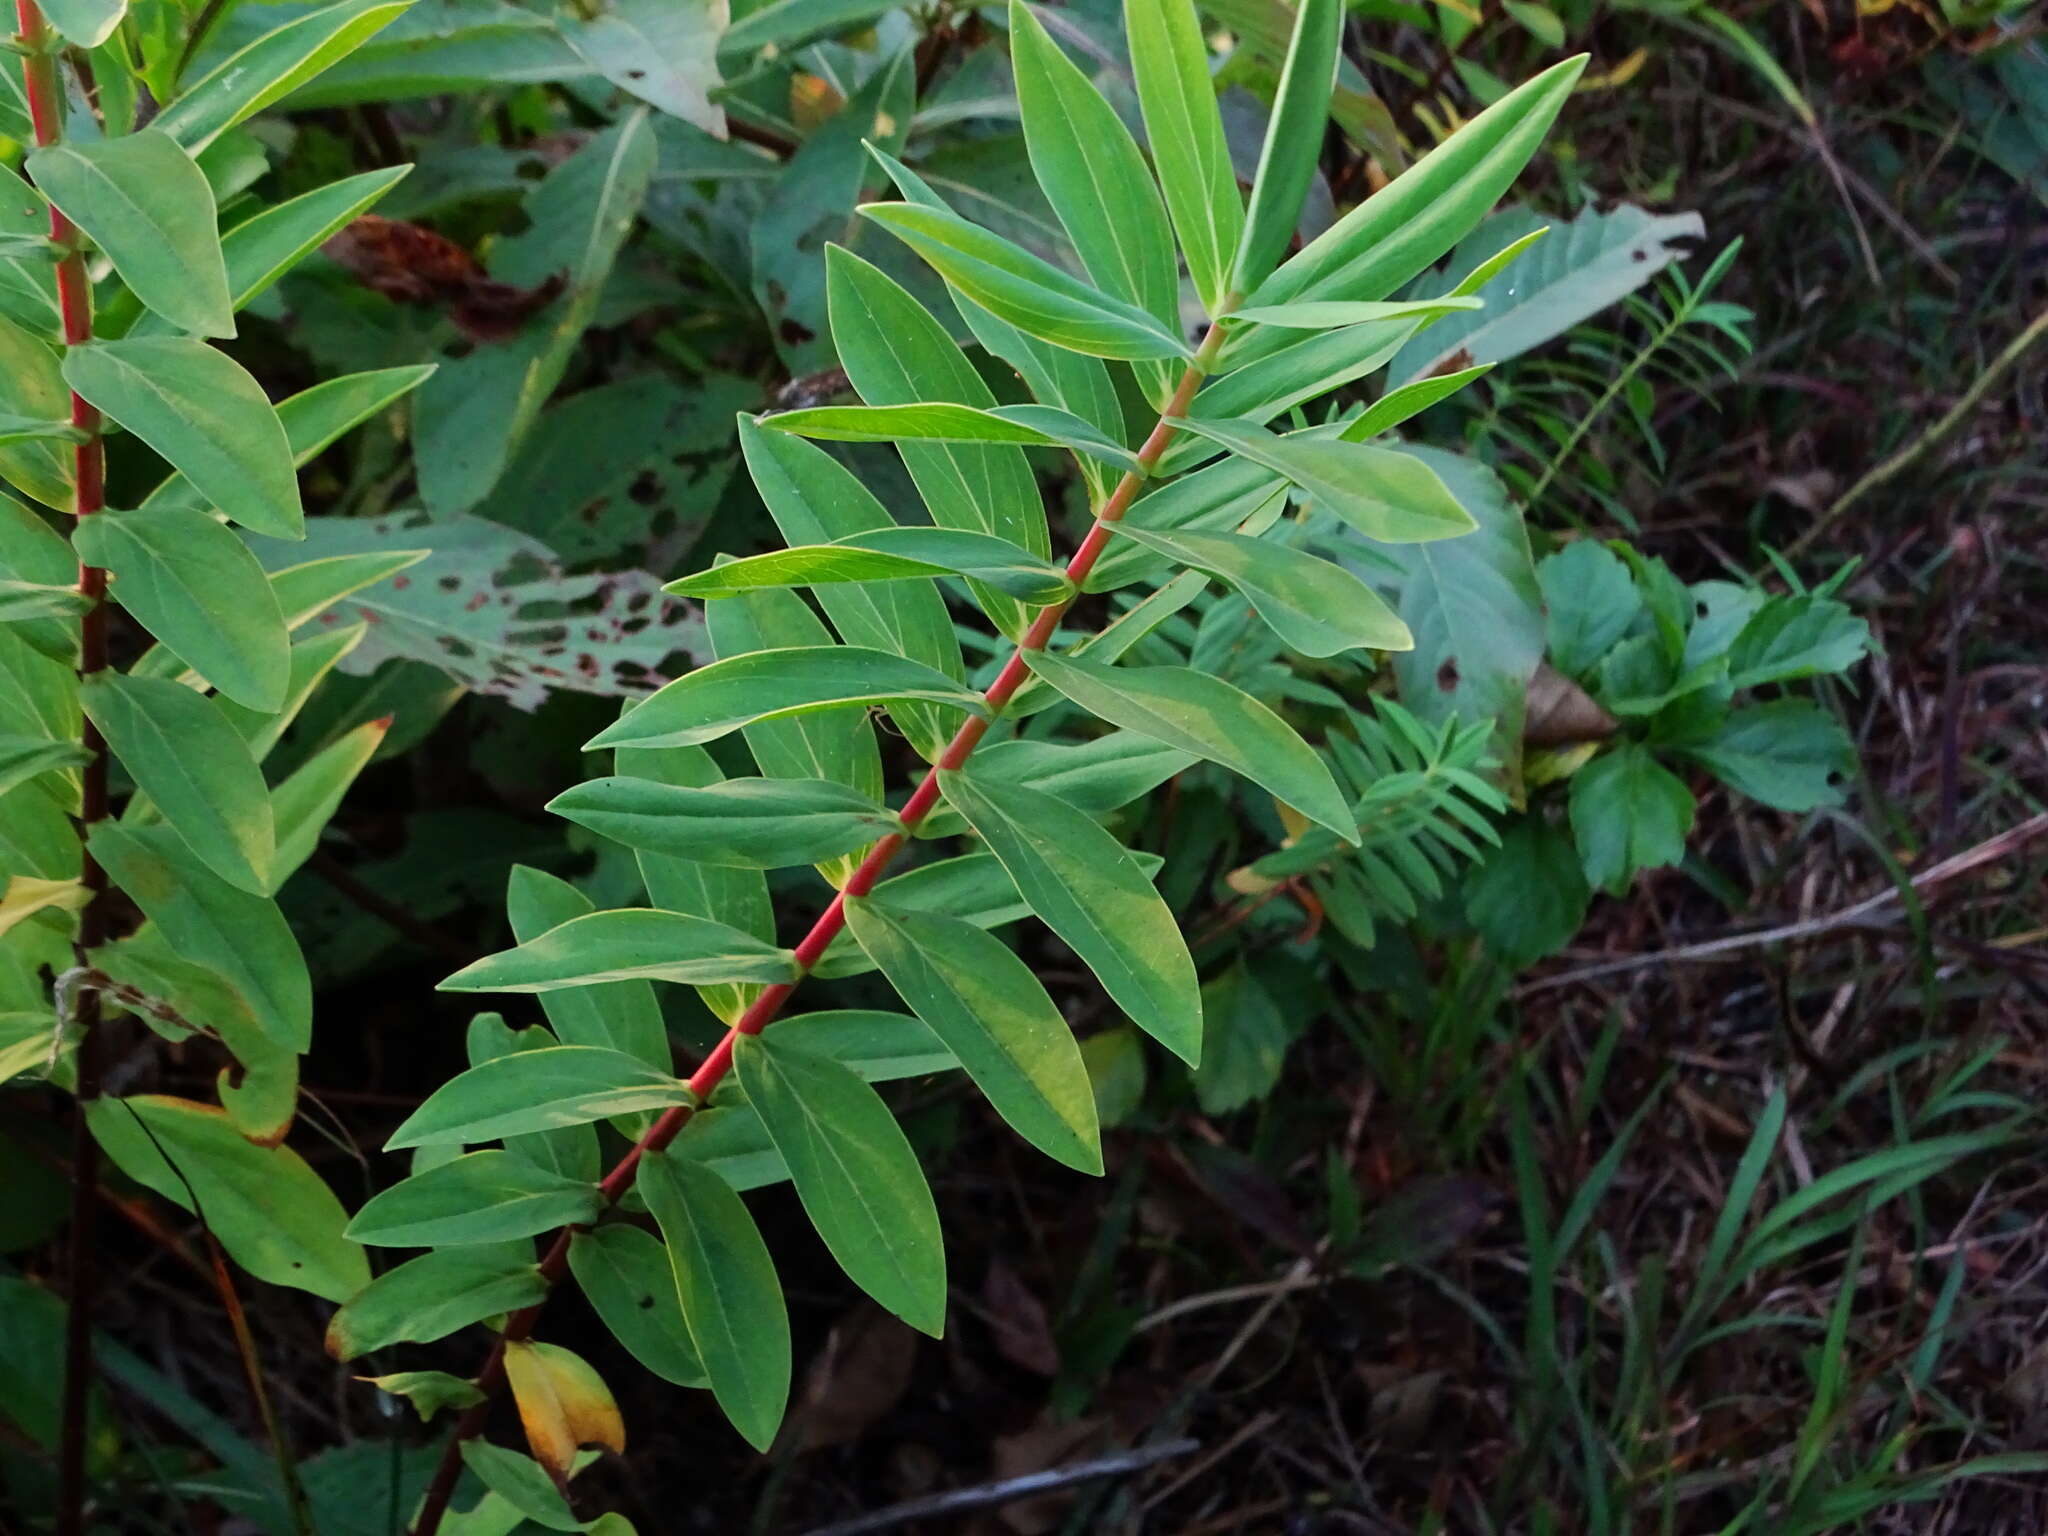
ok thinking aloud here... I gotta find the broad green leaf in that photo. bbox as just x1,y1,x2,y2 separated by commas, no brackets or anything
465,1016,601,1185
1538,540,1641,681
1230,298,1481,329
1726,594,1871,688
265,717,386,891
939,767,1200,1065
550,777,900,870
0,736,88,801
1192,960,1294,1115
269,549,430,630
763,402,1142,475
73,509,288,711
1464,816,1590,968
505,866,672,1079
347,1150,602,1247
737,418,962,761
457,1437,582,1530
640,1149,790,1451
1171,416,1474,542
669,529,1071,606
0,581,91,621
141,364,435,517
87,1094,367,1301
822,246,1046,637
671,1104,787,1192
28,131,234,337
562,0,724,135
1112,524,1411,656
1231,0,1343,293
772,1011,957,1082
859,202,1191,361
1125,0,1244,316
1568,743,1695,895
216,625,365,761
0,416,74,446
1673,700,1853,813
65,339,302,540
1247,56,1588,312
83,672,273,894
843,896,1101,1174
1341,364,1491,442
735,1033,946,1335
89,822,310,1050
0,314,75,511
1011,0,1178,399
155,0,413,154
1090,453,1289,591
441,910,798,993
1022,650,1355,840
585,647,985,752
326,1245,546,1361
40,0,124,46
385,1046,696,1149
567,1225,707,1388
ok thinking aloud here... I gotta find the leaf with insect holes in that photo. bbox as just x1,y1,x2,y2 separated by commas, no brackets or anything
73,509,288,712
65,339,302,540
562,0,725,136
670,529,1072,606
504,1339,625,1483
1171,417,1475,543
29,131,234,336
859,202,1190,362
1672,700,1854,813
735,1033,947,1335
568,1225,708,1388
1125,0,1243,315
640,1149,791,1452
585,647,986,752
939,767,1201,1066
1112,525,1411,657
844,895,1101,1174
346,1151,603,1247
327,1245,547,1361
384,1046,697,1149
442,910,798,993
87,1095,367,1302
1022,650,1355,841
80,673,274,895
1231,0,1343,293
550,777,902,870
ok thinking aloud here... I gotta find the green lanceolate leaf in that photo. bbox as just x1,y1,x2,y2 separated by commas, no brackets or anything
1245,56,1587,312
1231,0,1343,294
734,1032,946,1335
1341,364,1492,442
567,1226,707,1388
0,581,90,621
465,1017,601,1184
0,314,78,511
327,1246,547,1361
267,548,428,630
0,736,89,800
1125,0,1243,316
762,402,1142,475
939,767,1200,1066
1112,524,1410,657
640,1149,791,1451
385,1046,697,1149
266,717,384,892
1021,650,1355,841
737,418,962,761
88,1095,367,1302
64,339,302,540
1170,417,1474,543
843,896,1101,1174
153,0,413,155
40,0,124,46
73,509,289,712
28,130,234,337
442,909,799,993
919,734,1196,838
551,777,901,870
81,672,273,894
347,1150,603,1247
1011,0,1177,346
670,529,1071,606
1229,298,1481,330
858,203,1191,362
585,647,986,752
505,866,672,1078
90,822,311,1050
773,1011,957,1081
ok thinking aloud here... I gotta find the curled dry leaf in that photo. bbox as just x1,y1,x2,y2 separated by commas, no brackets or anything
1522,662,1619,748
503,1338,626,1485
322,215,566,343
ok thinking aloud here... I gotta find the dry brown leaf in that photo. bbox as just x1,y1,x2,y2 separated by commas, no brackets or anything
786,1304,917,1454
984,1260,1059,1377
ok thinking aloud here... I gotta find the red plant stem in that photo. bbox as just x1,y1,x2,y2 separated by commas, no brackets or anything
23,3,114,1532
408,317,1233,1536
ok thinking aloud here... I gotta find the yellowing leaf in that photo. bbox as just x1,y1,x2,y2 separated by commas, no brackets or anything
0,875,88,939
504,1339,626,1483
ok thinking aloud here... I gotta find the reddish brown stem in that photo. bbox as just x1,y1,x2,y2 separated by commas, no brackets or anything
407,319,1233,1536
20,5,114,1532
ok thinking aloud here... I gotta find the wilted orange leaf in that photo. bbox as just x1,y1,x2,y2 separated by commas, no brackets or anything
504,1339,626,1483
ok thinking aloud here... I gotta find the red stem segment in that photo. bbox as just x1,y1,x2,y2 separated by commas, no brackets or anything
21,3,114,1532
408,320,1233,1536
